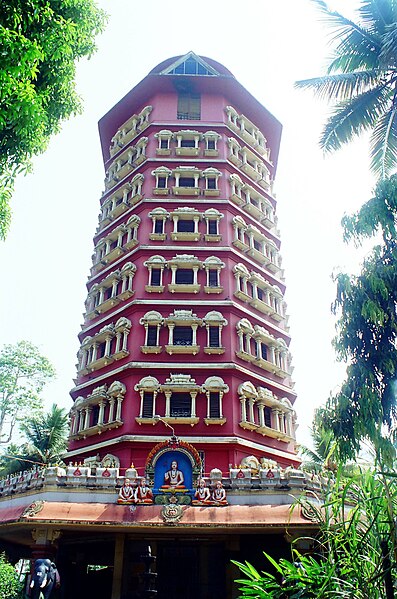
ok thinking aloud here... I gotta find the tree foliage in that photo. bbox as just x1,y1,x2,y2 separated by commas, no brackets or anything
0,553,21,599
0,341,55,444
299,408,338,473
322,175,397,463
20,403,68,465
0,0,107,239
295,0,397,178
234,470,397,598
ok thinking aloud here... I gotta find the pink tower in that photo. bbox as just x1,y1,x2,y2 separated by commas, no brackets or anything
66,52,299,478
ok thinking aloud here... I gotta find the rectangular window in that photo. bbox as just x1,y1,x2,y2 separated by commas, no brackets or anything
154,220,164,234
209,326,220,347
175,269,193,284
103,287,112,301
179,177,195,187
170,392,191,417
146,326,158,346
177,220,195,233
173,326,193,346
150,269,161,286
208,220,218,235
157,177,167,189
264,407,272,428
177,93,201,120
142,392,154,418
91,404,100,426
181,139,196,148
209,392,220,418
97,342,107,359
208,270,219,287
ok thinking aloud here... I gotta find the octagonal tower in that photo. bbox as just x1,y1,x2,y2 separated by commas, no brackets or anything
66,52,299,476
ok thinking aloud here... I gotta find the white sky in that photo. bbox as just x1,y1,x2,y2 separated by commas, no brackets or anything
0,0,375,448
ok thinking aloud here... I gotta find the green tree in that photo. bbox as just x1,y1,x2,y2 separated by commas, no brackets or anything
233,470,397,598
0,554,21,599
20,403,68,465
323,175,397,463
299,408,338,473
296,0,397,178
0,341,55,444
0,0,107,239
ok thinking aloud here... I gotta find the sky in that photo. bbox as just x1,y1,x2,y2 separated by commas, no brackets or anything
0,0,376,448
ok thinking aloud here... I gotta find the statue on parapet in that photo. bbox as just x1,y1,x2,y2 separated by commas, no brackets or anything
162,460,185,488
117,478,135,504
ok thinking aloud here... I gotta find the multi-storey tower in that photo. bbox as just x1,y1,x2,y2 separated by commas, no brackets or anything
0,53,312,599
67,51,298,474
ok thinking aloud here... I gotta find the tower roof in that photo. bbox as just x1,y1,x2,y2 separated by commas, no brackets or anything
98,53,282,169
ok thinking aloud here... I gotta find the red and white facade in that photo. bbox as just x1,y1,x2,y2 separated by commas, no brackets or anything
66,52,299,476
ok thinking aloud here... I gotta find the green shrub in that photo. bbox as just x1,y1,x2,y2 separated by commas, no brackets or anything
0,554,22,599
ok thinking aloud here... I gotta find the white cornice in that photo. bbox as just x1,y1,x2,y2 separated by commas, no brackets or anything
65,433,297,462
71,360,296,397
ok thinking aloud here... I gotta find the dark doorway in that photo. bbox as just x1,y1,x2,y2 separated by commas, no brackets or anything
156,540,225,599
57,537,114,599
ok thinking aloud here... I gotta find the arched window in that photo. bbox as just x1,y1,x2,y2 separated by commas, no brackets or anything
152,166,172,195
203,208,223,241
140,311,163,354
203,256,225,293
135,376,160,422
203,131,221,156
202,376,229,424
144,255,167,292
203,311,227,354
149,207,169,241
69,381,126,439
154,130,173,155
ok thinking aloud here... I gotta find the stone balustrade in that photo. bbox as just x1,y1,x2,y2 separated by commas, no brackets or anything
0,464,325,501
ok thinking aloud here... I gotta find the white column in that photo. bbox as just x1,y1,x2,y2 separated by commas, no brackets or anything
191,391,197,417
98,400,106,425
108,398,115,423
240,398,247,422
115,395,123,421
164,391,171,418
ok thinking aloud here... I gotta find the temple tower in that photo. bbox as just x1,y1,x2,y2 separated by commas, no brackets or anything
66,52,298,476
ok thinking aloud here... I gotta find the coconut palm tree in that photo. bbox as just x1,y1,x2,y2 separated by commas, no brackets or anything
20,404,68,466
299,408,338,473
296,0,397,178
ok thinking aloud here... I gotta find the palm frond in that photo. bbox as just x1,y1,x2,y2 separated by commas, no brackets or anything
329,32,382,73
370,105,397,178
327,51,381,74
320,85,389,152
379,23,397,68
359,0,397,35
311,0,382,52
295,71,382,101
